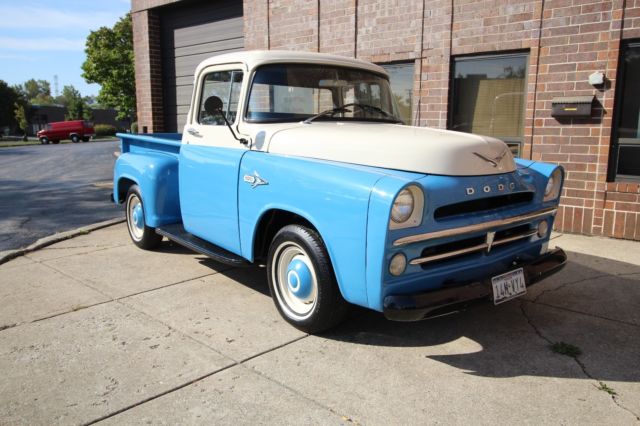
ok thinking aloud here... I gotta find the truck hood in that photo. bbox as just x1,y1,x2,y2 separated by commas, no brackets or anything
265,122,516,176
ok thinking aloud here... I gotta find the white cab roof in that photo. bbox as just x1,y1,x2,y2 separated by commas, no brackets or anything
194,50,389,77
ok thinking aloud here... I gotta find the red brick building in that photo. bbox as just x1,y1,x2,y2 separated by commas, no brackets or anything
132,0,640,240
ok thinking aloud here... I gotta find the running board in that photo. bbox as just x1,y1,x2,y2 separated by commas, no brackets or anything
156,224,250,267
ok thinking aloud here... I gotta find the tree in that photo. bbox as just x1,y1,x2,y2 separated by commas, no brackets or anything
61,85,90,120
15,79,54,105
0,80,21,134
14,103,28,141
82,13,135,121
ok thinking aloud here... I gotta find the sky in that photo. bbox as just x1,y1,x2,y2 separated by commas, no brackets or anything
0,0,131,98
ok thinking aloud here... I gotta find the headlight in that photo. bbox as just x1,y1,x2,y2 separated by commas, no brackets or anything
543,168,563,201
391,188,414,223
389,185,424,230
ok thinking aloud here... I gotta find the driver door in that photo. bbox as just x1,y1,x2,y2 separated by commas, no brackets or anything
179,66,247,255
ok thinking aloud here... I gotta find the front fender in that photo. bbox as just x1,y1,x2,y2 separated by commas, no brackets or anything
238,152,392,308
113,152,181,227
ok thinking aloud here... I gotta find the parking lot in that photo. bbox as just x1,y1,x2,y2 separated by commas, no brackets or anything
0,140,122,252
0,224,639,424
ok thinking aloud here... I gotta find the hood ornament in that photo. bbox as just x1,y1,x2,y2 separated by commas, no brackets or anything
473,149,508,169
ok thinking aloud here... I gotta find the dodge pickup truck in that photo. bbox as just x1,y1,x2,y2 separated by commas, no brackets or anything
113,50,566,333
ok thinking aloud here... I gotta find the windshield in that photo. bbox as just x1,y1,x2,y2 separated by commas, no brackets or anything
246,63,403,123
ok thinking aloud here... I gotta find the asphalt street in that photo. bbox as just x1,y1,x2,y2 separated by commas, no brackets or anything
0,140,123,251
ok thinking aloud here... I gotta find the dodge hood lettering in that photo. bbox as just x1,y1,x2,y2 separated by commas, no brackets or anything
265,122,516,176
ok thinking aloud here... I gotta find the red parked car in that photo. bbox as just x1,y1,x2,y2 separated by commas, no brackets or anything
37,120,95,144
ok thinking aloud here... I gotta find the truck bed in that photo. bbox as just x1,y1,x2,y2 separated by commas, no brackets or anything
116,132,182,156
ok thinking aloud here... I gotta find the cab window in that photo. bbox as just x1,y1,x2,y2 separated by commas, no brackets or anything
198,70,244,125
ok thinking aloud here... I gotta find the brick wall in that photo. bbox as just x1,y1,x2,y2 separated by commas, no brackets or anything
132,8,164,133
269,0,319,51
241,0,640,241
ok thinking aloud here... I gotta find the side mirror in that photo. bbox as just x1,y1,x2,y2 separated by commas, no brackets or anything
201,95,248,146
204,96,224,116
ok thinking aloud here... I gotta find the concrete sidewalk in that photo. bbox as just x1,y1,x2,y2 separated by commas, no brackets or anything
0,224,639,425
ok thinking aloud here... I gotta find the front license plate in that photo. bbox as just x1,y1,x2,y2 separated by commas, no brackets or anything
491,268,526,305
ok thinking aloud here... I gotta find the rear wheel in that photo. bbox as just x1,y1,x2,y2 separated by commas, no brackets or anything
71,134,80,143
82,136,90,142
39,137,49,144
267,224,348,334
125,185,163,250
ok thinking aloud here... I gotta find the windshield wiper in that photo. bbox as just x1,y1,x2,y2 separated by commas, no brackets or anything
345,103,402,122
303,105,352,124
303,103,403,124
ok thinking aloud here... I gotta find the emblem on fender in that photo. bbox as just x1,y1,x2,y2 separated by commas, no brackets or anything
243,172,268,189
473,148,508,168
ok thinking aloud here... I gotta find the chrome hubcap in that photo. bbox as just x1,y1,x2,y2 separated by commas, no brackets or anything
272,242,318,320
127,195,145,241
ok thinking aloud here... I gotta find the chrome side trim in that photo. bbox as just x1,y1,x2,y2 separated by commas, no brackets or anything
395,207,556,247
409,229,537,266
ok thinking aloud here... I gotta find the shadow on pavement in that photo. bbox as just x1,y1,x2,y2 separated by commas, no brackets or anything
201,249,640,383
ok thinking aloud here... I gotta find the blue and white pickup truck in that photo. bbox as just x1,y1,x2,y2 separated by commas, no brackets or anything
114,50,566,333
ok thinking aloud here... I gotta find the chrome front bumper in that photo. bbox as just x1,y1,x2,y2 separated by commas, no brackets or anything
383,247,567,321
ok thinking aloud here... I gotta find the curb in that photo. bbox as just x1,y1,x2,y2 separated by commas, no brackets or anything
0,217,126,266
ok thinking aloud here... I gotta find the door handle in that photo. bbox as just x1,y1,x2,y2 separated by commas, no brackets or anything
187,128,202,137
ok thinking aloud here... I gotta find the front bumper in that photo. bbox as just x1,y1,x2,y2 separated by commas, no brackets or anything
383,247,567,321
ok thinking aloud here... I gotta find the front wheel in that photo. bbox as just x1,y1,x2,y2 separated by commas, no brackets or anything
39,137,49,144
71,134,80,143
125,185,162,250
267,224,348,334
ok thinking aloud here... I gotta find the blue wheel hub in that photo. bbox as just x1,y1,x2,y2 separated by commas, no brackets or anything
286,258,313,299
132,203,144,230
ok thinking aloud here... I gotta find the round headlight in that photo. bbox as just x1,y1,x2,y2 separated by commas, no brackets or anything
544,176,555,197
537,220,549,238
544,168,563,201
389,253,407,276
391,188,414,223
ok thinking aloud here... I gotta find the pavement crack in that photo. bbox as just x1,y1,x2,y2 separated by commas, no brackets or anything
520,301,640,422
0,323,17,332
529,300,640,328
531,274,609,303
85,302,321,425
9,269,222,331
241,360,358,425
17,217,31,228
519,301,551,345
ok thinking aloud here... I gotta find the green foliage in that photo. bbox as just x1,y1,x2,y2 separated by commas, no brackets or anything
62,85,90,120
597,382,617,396
15,79,54,105
13,103,28,140
130,122,138,133
82,13,135,121
0,80,21,129
94,124,116,136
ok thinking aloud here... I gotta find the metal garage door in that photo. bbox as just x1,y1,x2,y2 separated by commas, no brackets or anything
161,0,244,132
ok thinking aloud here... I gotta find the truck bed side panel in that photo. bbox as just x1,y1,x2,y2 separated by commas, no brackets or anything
113,134,182,228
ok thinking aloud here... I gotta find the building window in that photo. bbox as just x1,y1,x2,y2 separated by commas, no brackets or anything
449,52,528,157
381,62,414,125
611,42,640,180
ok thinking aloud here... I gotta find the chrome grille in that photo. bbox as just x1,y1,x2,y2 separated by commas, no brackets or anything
410,224,535,266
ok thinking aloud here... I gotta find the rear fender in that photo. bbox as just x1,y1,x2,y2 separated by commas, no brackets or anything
113,152,181,227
